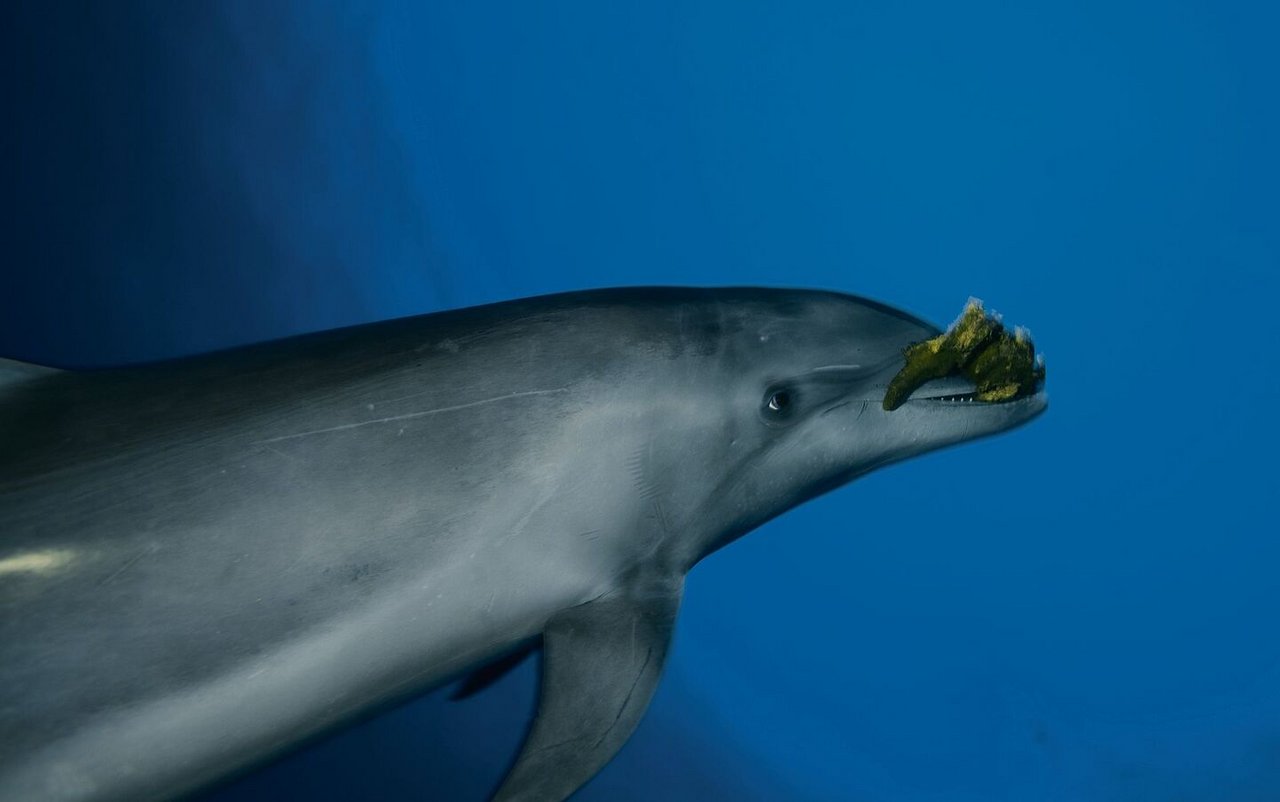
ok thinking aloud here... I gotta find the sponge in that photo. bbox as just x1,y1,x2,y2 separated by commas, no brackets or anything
882,299,1045,411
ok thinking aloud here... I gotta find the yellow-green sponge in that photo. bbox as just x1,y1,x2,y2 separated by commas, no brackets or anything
882,299,1045,411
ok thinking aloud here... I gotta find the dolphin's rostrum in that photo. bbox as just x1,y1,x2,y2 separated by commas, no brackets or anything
0,287,1047,801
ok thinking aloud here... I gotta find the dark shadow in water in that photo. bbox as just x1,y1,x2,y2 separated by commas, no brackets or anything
3,2,447,366
197,657,808,802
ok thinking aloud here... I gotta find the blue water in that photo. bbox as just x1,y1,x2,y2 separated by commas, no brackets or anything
5,2,1279,800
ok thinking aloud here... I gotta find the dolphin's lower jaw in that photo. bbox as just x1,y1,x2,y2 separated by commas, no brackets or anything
889,371,1048,440
868,392,1048,466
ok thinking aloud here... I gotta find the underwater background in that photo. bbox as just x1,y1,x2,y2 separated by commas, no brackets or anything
4,2,1279,800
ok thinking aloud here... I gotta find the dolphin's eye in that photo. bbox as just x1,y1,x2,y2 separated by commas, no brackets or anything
760,385,799,426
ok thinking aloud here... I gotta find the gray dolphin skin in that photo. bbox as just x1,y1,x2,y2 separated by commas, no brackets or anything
0,287,1046,802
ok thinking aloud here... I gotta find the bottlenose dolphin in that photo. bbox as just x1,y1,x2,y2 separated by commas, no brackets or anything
0,287,1046,801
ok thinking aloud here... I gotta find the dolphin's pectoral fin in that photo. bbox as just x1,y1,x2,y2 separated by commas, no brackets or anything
490,576,684,802
452,639,540,700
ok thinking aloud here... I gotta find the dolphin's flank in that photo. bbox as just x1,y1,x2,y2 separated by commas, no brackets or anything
0,287,1047,802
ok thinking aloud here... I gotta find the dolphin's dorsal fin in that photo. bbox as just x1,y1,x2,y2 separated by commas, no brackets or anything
491,575,683,802
0,358,62,390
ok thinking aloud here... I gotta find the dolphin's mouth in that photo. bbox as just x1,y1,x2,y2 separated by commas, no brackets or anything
905,375,985,404
904,375,1046,406
882,299,1046,411
917,391,983,404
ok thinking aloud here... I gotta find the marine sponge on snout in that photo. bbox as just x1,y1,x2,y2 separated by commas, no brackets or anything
882,298,1045,411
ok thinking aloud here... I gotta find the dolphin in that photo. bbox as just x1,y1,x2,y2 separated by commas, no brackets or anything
0,287,1046,802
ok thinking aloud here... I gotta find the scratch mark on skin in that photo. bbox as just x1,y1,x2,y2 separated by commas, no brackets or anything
98,544,155,586
809,364,863,373
821,400,852,417
254,388,570,444
499,480,558,546
627,446,662,501
264,446,302,464
534,733,591,755
652,499,671,537
858,400,869,419
591,646,653,750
